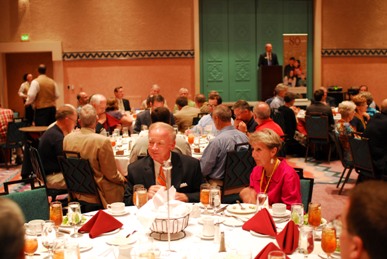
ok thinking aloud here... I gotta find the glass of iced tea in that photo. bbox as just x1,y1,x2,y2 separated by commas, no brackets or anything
133,184,145,205
24,229,38,258
200,183,211,214
135,188,148,209
308,202,322,228
321,224,337,259
50,201,63,229
187,134,195,145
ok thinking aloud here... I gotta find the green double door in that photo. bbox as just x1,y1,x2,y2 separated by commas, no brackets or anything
200,0,313,102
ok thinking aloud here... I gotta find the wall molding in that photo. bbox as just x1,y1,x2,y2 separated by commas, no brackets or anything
322,49,387,57
62,50,194,60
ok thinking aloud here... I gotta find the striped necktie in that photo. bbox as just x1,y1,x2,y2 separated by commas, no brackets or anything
157,166,166,186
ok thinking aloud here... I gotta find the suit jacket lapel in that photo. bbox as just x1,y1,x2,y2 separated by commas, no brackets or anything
142,156,156,186
171,152,183,188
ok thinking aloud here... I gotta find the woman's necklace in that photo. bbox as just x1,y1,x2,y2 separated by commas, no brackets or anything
260,159,280,194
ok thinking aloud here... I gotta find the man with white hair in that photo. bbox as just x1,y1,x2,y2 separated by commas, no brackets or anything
141,84,169,109
173,87,195,113
258,43,279,67
90,94,121,134
270,83,288,112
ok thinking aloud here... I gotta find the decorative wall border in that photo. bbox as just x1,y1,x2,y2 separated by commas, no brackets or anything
62,50,194,60
322,49,387,57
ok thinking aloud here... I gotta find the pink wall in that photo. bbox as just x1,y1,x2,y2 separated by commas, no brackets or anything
63,58,195,109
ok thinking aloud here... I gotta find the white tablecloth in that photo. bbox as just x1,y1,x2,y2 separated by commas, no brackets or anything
33,206,329,259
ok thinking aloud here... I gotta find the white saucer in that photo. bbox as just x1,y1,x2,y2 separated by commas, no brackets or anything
106,235,137,246
199,234,214,240
250,230,275,239
100,228,121,236
106,208,130,216
269,209,291,218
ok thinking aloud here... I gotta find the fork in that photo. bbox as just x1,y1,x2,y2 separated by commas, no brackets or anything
236,200,245,210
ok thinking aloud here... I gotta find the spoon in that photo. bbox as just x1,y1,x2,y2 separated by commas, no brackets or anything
236,200,245,210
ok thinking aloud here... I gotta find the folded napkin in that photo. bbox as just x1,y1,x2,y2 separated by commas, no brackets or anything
78,210,123,238
242,208,277,237
254,242,289,259
276,220,300,254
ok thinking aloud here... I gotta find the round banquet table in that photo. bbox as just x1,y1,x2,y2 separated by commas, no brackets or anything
32,206,330,259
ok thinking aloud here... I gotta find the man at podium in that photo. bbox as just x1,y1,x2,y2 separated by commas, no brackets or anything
258,43,279,67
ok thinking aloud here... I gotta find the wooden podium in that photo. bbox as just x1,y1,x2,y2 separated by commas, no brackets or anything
257,65,283,101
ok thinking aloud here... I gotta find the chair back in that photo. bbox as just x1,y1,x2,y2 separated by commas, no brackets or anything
3,178,37,194
5,119,28,147
29,146,47,186
300,177,314,213
58,152,102,206
5,187,49,222
271,109,286,132
305,113,329,141
192,112,208,126
348,136,375,179
222,143,255,202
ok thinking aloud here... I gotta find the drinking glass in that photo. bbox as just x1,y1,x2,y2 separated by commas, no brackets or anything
24,229,38,258
291,203,304,227
299,225,314,259
135,188,148,209
53,237,65,259
50,201,63,229
268,250,286,259
321,224,337,259
209,186,221,214
41,220,56,259
187,134,195,145
256,192,267,212
133,184,145,205
122,127,129,138
308,202,322,229
200,183,211,214
67,202,83,238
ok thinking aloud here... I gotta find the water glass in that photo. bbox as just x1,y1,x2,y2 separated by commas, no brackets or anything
256,192,267,212
209,186,221,213
41,220,56,259
122,127,129,138
291,203,304,227
299,225,314,258
67,202,83,238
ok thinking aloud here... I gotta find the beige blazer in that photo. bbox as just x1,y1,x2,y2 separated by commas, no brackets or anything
174,106,200,132
63,128,125,207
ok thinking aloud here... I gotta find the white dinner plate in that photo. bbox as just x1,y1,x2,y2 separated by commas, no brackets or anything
227,204,257,214
106,208,130,216
197,216,225,225
100,228,121,236
106,235,137,246
223,217,244,227
79,242,93,253
250,230,275,239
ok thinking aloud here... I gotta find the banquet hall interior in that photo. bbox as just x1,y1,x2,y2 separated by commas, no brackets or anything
0,0,386,258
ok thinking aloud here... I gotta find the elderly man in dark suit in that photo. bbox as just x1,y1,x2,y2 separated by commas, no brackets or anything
125,122,203,205
258,43,279,67
134,95,175,133
114,86,131,112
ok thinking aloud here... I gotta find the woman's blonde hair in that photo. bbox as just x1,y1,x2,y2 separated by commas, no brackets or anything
249,128,282,152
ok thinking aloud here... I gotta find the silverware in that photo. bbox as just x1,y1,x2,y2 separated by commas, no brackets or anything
224,214,248,222
58,228,71,234
215,205,229,214
236,200,245,210
126,230,137,238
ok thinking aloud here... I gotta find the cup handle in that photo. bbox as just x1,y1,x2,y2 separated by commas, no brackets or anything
107,204,111,210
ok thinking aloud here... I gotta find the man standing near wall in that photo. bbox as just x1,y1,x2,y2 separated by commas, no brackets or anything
25,64,59,126
258,43,279,67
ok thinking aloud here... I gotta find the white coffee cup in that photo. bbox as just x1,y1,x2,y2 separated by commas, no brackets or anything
107,202,125,213
272,203,286,216
202,217,215,237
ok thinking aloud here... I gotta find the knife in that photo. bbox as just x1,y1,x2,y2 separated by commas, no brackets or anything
215,205,229,214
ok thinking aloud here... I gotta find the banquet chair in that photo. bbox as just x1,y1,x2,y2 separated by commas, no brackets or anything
4,186,49,222
300,177,314,213
58,152,103,212
29,146,67,201
304,113,335,162
0,118,28,169
192,112,208,126
2,177,37,194
348,136,376,182
222,142,255,204
333,134,354,194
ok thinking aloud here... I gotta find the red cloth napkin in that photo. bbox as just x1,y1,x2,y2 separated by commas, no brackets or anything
254,242,290,259
78,210,123,238
242,208,277,237
276,220,300,254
